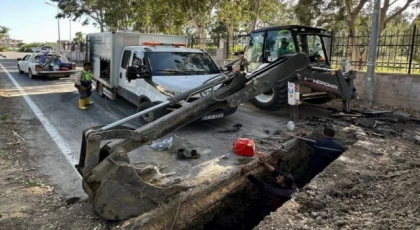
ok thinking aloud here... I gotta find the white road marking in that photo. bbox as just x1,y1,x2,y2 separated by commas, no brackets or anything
0,63,82,178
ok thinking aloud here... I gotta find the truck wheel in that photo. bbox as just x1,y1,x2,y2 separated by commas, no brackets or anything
137,101,166,124
251,82,288,111
17,65,24,74
305,97,333,104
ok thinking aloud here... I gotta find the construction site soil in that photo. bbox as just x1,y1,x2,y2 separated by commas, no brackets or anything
1,64,419,230
255,101,420,230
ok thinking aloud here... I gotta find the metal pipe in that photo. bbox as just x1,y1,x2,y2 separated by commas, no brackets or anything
366,0,381,105
100,101,170,131
310,66,333,72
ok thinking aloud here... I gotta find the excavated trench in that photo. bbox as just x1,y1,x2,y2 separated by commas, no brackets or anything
187,143,315,230
189,130,358,230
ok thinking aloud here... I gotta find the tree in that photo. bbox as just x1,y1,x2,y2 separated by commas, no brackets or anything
378,0,416,34
73,32,85,43
348,0,416,68
51,0,106,32
0,26,9,40
180,0,219,48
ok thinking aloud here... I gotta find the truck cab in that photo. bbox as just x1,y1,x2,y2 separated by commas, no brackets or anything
86,32,237,123
120,44,235,122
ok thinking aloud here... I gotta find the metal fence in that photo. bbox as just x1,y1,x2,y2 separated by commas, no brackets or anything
187,35,248,60
330,25,420,74
191,26,420,74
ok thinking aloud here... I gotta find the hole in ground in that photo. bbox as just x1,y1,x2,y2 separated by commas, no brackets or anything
190,127,358,230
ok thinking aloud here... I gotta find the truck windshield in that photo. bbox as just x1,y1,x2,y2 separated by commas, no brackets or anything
148,52,220,76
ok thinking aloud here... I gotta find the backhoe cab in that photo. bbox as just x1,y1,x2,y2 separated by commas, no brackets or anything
233,25,356,111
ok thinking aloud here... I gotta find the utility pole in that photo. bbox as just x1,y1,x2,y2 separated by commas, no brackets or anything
45,2,61,46
366,0,381,105
69,20,72,50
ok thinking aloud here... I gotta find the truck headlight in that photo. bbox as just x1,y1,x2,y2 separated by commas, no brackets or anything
156,85,180,97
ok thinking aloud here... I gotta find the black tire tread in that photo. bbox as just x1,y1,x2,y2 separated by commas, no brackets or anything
251,81,288,111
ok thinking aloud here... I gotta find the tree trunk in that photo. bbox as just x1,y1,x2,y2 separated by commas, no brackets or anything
99,10,104,32
249,0,260,31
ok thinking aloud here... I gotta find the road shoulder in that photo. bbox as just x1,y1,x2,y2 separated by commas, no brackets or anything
0,68,112,230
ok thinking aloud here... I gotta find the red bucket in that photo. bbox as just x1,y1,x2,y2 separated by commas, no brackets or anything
232,138,255,157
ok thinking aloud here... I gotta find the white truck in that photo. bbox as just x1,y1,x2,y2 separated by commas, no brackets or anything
86,31,237,123
17,49,78,79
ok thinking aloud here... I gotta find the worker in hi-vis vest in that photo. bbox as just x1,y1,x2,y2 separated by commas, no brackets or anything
74,62,94,110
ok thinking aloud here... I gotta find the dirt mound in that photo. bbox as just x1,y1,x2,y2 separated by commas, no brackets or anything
255,136,420,230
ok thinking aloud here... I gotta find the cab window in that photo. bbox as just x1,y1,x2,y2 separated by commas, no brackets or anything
23,55,31,61
132,52,143,66
307,35,326,62
245,32,265,71
264,30,296,61
121,50,132,69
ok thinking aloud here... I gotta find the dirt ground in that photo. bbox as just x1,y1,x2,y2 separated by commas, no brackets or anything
0,75,116,230
256,99,420,230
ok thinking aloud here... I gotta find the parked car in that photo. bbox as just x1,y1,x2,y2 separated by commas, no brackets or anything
17,50,78,79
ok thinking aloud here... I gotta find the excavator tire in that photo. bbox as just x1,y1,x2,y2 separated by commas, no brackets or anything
251,81,288,111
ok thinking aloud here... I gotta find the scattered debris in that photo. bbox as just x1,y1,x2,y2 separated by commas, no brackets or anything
13,130,27,143
287,121,295,131
150,137,173,151
176,148,200,160
66,197,81,205
354,118,378,128
330,112,363,118
217,123,242,133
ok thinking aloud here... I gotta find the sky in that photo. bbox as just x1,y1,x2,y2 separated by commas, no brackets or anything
0,0,100,43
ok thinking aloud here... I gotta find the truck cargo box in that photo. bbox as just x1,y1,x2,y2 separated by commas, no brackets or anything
86,31,188,89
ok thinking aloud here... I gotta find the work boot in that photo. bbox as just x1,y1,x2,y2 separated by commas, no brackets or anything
84,97,94,106
79,99,87,110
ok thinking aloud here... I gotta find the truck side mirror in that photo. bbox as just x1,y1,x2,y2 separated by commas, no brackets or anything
17,58,22,61
226,65,233,72
126,66,139,81
126,66,149,82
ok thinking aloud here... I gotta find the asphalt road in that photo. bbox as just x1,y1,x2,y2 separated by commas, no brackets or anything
0,52,305,198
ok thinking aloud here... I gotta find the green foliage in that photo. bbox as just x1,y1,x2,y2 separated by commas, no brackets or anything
0,26,9,40
73,32,85,43
51,0,107,31
0,46,10,52
18,42,57,52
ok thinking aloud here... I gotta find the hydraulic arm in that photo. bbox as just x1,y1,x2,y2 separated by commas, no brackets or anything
76,52,356,220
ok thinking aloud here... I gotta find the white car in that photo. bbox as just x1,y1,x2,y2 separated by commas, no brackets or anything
17,52,79,79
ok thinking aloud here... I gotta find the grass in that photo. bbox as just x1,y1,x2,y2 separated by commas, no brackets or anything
0,114,7,121
20,177,43,188
331,54,420,74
